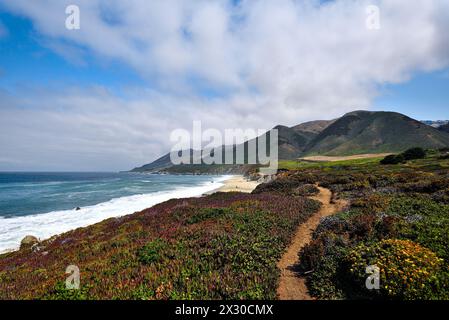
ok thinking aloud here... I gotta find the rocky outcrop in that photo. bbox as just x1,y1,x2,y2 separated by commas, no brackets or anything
20,235,39,250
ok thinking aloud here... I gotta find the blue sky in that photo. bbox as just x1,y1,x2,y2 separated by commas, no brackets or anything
0,0,448,171
373,70,449,120
0,12,145,96
1,9,447,120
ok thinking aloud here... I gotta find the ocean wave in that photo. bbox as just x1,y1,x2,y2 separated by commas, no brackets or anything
0,175,230,253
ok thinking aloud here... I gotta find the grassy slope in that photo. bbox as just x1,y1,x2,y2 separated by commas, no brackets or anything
267,152,449,299
304,111,449,156
1,151,448,300
0,191,319,299
279,156,385,170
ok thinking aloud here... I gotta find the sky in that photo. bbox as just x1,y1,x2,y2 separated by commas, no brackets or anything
0,0,448,171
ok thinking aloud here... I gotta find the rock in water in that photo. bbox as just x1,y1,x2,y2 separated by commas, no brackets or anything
75,207,81,211
20,235,39,250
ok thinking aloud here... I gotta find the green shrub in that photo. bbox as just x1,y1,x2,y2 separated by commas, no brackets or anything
380,154,405,165
138,239,169,265
294,184,320,196
347,239,443,299
186,208,229,224
351,194,391,213
304,242,349,299
386,196,449,261
299,239,325,271
44,282,91,300
402,147,426,161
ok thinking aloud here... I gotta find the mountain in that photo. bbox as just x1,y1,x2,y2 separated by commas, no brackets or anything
131,125,319,172
263,121,339,159
132,152,175,172
131,148,256,174
303,111,449,155
131,149,207,173
132,110,449,172
439,123,449,133
292,119,336,135
272,125,312,159
421,120,448,128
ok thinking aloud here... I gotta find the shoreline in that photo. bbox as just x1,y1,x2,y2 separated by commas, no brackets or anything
204,175,261,195
0,174,260,253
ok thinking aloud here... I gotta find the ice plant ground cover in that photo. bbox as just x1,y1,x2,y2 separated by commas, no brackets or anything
266,149,449,299
0,149,448,299
0,191,320,299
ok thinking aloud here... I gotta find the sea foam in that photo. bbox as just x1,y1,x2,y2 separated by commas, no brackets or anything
0,175,230,253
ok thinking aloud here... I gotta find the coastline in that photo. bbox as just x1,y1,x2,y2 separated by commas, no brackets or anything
0,174,259,253
204,175,261,195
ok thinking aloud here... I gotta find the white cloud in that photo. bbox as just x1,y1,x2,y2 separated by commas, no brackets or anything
0,87,269,171
1,0,449,170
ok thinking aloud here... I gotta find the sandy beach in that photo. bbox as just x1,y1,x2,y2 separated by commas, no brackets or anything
205,175,261,194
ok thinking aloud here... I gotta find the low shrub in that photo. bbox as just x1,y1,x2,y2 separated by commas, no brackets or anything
346,239,443,299
187,208,229,224
298,239,325,272
313,216,350,238
351,194,391,214
138,239,169,265
304,242,350,299
402,178,449,194
294,184,320,196
380,148,426,165
44,282,92,300
402,147,426,161
380,154,405,165
350,214,378,240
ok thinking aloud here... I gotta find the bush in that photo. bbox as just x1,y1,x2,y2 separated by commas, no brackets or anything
402,179,449,194
402,147,426,161
297,233,351,299
45,282,91,300
380,154,405,165
351,194,391,214
380,148,426,165
294,184,320,196
306,249,348,299
347,239,443,299
187,208,229,224
137,239,169,265
298,239,325,271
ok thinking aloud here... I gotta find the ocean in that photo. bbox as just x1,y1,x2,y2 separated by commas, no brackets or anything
0,172,228,252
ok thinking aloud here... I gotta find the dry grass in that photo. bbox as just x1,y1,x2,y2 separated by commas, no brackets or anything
300,153,393,162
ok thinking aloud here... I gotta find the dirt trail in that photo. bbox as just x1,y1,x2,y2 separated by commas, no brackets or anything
277,186,347,300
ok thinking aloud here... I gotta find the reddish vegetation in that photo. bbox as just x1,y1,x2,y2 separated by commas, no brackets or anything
0,192,320,299
1,153,448,300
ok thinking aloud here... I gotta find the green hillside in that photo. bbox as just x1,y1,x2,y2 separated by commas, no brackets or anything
132,110,449,172
304,111,449,155
439,123,449,134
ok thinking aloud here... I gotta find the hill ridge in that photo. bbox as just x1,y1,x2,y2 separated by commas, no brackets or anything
132,110,449,172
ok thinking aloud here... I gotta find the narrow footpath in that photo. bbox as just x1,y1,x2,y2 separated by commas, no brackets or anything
277,186,347,300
